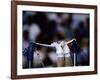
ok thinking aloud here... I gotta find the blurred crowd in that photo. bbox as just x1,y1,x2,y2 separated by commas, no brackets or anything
22,11,89,68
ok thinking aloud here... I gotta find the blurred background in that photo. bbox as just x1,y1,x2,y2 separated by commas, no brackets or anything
22,11,89,68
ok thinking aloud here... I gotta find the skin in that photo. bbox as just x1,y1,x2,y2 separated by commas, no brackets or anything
57,56,73,67
64,43,73,66
57,57,65,67
65,57,73,66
